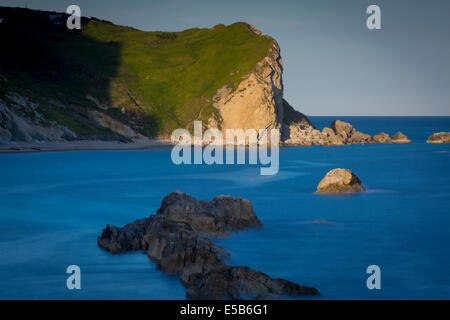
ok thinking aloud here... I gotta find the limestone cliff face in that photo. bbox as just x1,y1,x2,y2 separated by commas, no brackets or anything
209,33,312,141
211,39,283,133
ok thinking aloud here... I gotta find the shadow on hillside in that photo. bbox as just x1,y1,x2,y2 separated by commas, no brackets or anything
0,7,159,139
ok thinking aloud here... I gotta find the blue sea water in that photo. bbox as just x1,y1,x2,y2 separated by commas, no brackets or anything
0,116,449,300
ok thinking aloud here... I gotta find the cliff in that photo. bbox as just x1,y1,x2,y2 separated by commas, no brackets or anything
210,30,311,139
0,7,311,144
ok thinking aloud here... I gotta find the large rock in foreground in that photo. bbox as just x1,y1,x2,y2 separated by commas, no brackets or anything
183,266,318,300
316,169,365,194
427,132,450,144
156,191,262,235
98,192,318,299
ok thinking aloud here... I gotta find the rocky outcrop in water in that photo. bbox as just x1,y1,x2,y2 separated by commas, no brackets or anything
182,266,318,300
316,169,365,194
373,132,391,143
391,132,411,143
284,120,374,146
283,119,413,147
156,192,262,236
372,131,411,144
427,132,450,144
98,191,318,299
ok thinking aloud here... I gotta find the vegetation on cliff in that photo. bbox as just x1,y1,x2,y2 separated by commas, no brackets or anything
0,7,273,140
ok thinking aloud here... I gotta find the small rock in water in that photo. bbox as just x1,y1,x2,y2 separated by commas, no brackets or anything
316,168,365,194
373,132,391,143
427,132,450,144
391,132,411,143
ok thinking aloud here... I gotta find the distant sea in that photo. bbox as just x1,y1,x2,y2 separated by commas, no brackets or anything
0,116,449,299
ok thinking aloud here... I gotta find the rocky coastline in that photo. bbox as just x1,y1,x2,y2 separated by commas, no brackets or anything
98,192,319,300
283,119,411,146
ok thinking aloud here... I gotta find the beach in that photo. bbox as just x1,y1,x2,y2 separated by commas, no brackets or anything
0,139,173,154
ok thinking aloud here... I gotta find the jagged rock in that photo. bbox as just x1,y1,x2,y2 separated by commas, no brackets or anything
331,120,354,142
211,38,286,142
156,191,262,235
348,131,373,144
391,132,411,143
373,132,391,143
427,132,450,144
97,218,151,254
144,216,227,275
209,33,315,145
322,127,335,137
97,192,317,299
321,127,345,146
330,120,373,145
316,168,365,194
283,125,330,146
182,266,318,300
283,120,409,147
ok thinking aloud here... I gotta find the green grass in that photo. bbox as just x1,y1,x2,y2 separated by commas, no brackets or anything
0,7,273,137
80,21,271,133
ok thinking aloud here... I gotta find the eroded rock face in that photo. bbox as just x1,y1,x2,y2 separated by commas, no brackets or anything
331,120,374,144
391,132,411,143
316,169,365,194
427,132,450,144
98,192,318,299
348,131,373,144
331,120,354,142
156,191,262,235
144,216,226,275
211,38,285,140
0,96,77,142
97,218,151,254
283,120,377,146
182,266,318,300
209,33,315,144
283,125,328,146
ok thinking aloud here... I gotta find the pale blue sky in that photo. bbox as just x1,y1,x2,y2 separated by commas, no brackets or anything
3,0,450,115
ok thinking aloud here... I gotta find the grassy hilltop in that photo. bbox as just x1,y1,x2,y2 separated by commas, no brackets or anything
0,7,273,139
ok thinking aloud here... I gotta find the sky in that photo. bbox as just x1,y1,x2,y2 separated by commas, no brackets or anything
3,0,450,116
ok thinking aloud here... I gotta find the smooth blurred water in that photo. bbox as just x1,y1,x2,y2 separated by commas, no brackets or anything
0,117,449,299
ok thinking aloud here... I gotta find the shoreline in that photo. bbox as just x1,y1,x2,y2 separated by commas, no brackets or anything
0,140,174,154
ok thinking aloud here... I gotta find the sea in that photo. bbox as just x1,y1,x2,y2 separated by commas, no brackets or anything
0,116,449,299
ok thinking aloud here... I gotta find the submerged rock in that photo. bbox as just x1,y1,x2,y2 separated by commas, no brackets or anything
427,132,450,144
316,168,365,194
98,192,318,299
391,132,411,143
